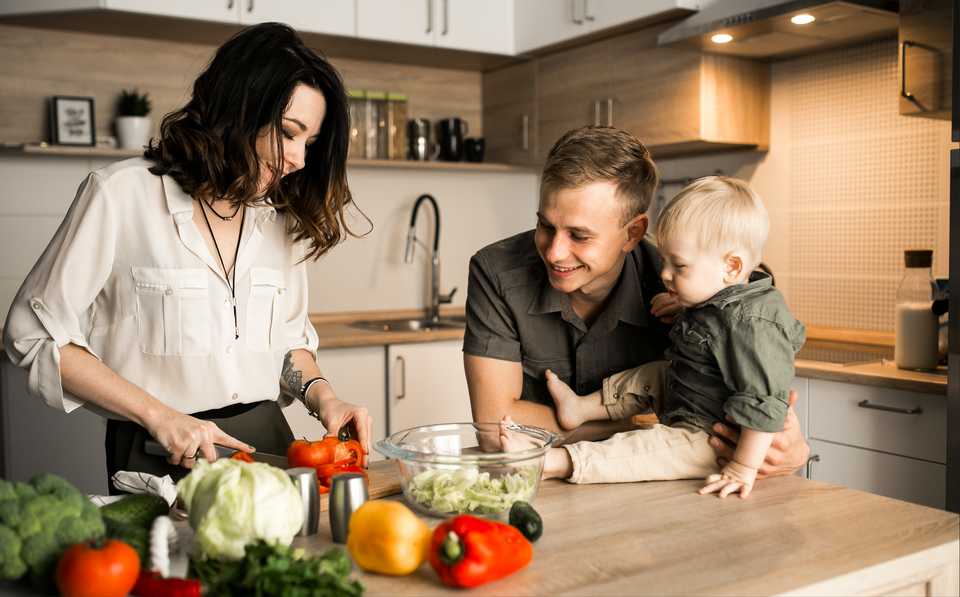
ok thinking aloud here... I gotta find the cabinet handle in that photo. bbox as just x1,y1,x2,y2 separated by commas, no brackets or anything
395,355,406,400
606,97,613,126
226,0,234,9
442,0,449,35
571,0,583,24
806,454,820,479
900,40,922,108
593,100,601,126
522,114,529,151
246,0,253,13
426,0,433,34
584,0,595,21
857,400,923,415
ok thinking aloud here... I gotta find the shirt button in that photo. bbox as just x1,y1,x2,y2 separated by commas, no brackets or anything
164,288,173,296
30,300,41,310
225,345,232,354
231,393,239,400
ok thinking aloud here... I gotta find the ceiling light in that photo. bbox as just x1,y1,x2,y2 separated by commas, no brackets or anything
791,14,816,25
711,33,734,44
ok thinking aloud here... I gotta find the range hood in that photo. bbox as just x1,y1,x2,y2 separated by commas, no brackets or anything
658,0,899,59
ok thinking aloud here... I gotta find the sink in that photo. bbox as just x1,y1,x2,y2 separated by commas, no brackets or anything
349,316,465,332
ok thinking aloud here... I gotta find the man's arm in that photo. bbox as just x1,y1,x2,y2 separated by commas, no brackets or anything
464,354,635,442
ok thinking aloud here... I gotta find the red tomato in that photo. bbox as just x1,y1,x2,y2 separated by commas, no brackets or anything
230,451,255,463
286,437,339,469
332,439,366,468
56,539,140,597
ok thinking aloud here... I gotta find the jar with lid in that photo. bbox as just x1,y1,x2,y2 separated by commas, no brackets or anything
894,249,939,370
364,90,389,160
347,89,366,161
386,92,408,160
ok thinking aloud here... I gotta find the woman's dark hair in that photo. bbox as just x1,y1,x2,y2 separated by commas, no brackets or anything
146,22,362,261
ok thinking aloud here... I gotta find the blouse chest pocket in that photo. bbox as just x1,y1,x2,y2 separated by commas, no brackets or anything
246,267,285,352
132,267,210,356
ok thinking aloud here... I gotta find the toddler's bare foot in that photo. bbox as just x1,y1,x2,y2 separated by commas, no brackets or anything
546,369,589,430
541,447,573,480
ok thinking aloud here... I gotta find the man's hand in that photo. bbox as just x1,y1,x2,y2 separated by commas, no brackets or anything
708,390,809,479
650,292,683,324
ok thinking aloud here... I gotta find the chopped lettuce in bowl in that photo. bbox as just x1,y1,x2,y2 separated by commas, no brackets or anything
405,466,539,517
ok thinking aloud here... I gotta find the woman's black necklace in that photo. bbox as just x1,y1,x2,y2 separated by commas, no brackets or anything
204,198,242,221
199,199,245,339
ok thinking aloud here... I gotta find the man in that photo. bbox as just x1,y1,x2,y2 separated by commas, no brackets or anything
463,126,808,477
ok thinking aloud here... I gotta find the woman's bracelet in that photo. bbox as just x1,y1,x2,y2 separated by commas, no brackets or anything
298,376,330,420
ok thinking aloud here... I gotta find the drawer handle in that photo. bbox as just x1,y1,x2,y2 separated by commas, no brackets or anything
806,454,820,479
857,400,923,415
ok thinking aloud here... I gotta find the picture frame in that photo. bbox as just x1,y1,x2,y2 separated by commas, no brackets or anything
49,96,96,146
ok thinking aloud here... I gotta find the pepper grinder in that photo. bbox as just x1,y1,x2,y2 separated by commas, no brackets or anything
329,473,368,544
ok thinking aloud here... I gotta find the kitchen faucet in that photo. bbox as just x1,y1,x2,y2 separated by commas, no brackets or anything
404,194,457,323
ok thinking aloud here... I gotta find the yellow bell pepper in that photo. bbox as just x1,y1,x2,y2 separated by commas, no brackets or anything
346,500,431,576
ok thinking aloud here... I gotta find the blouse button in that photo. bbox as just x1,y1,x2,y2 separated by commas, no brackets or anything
30,300,41,310
164,288,173,296
231,393,239,400
225,345,232,354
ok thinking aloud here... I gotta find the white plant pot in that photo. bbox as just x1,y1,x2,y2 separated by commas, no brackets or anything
115,116,152,150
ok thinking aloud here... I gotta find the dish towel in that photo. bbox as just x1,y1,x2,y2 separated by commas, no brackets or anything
88,471,179,507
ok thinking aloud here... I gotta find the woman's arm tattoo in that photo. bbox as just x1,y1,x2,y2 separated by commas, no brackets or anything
280,352,303,400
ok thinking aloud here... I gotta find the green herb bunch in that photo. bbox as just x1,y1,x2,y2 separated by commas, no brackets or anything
191,541,364,597
117,88,152,117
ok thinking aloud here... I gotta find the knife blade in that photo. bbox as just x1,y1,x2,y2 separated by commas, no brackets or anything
143,439,288,468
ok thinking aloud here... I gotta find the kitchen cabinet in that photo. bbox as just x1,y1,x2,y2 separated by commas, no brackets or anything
511,24,768,164
482,60,538,167
240,0,355,37
899,0,954,120
356,0,513,55
282,346,387,455
387,340,473,434
514,0,699,55
806,378,946,508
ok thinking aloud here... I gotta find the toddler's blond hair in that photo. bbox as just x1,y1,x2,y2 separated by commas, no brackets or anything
656,176,768,271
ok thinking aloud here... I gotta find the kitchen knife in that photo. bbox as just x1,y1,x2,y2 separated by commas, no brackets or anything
143,439,288,468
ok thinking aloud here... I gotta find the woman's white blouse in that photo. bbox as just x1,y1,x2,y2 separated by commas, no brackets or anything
2,158,319,415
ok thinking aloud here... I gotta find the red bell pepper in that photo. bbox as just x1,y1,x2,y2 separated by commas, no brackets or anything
428,515,533,588
131,571,201,597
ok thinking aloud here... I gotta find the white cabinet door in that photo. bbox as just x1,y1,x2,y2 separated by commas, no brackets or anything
104,0,239,23
356,0,433,47
282,346,387,457
808,439,945,510
514,0,591,54
388,340,473,434
584,0,698,32
434,0,513,55
241,0,356,37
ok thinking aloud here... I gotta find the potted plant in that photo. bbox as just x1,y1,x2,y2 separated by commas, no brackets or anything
115,88,152,150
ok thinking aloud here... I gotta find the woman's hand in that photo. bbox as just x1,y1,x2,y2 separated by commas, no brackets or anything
650,292,682,324
708,391,810,479
316,397,373,457
148,408,254,468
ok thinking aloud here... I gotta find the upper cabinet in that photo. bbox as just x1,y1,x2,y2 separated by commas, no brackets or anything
899,0,954,120
514,0,698,54
356,0,513,55
241,0,355,37
483,60,538,167
514,24,768,164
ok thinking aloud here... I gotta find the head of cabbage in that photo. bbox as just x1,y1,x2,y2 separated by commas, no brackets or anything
177,459,304,560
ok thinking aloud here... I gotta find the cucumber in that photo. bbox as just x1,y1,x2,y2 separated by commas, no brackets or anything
100,494,169,561
508,501,543,542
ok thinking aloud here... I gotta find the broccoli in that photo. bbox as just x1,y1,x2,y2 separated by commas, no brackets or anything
0,475,105,590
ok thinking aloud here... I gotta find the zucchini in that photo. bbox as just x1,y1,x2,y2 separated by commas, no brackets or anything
508,501,543,542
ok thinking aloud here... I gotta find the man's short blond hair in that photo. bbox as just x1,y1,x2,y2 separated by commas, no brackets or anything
656,176,768,269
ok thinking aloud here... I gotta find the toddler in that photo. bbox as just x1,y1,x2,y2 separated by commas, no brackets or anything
527,176,805,498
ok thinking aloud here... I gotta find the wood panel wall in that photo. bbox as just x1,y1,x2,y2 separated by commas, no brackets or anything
0,24,482,146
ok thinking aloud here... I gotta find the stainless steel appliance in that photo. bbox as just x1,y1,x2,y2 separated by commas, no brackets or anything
948,0,959,514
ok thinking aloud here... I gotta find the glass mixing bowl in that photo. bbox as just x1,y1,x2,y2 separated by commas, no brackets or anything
375,422,559,519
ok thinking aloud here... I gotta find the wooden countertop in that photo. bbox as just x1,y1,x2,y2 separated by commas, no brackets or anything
296,475,959,596
311,313,948,395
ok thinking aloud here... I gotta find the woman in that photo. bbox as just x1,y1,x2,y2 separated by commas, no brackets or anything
2,23,372,487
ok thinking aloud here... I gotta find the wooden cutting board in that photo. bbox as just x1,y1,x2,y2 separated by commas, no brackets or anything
318,459,402,512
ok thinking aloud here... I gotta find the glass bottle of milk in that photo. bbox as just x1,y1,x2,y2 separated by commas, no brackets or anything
894,249,939,370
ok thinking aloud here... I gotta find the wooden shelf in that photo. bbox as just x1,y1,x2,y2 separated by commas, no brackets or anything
0,144,532,173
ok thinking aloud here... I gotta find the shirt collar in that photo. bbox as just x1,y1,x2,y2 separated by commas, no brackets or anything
162,175,278,224
701,270,772,309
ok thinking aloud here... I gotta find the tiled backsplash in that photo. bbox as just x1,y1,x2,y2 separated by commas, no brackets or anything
659,38,952,334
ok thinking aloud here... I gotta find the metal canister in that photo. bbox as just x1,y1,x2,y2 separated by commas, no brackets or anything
329,473,368,544
406,118,431,161
286,467,320,536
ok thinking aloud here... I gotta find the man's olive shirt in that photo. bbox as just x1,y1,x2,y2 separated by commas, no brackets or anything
463,230,671,406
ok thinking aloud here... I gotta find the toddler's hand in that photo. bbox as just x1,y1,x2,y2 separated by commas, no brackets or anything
699,460,758,498
650,292,682,323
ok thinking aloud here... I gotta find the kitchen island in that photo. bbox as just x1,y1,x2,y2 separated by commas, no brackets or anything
297,474,959,596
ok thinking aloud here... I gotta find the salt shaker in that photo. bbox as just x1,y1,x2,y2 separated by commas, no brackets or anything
286,467,320,536
329,473,368,544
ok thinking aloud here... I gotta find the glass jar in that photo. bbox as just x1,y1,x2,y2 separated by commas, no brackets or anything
364,90,389,160
894,249,939,370
347,89,366,161
386,92,408,160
